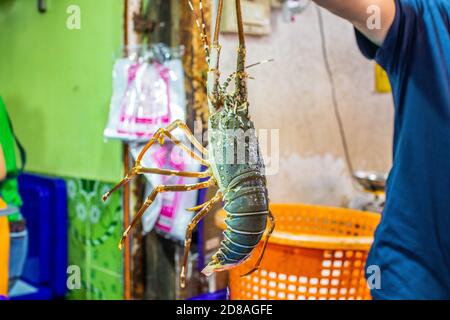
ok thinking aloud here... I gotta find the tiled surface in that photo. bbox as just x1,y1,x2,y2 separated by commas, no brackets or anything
66,178,123,300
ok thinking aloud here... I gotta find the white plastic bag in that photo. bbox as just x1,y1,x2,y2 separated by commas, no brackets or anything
104,58,136,140
104,57,186,142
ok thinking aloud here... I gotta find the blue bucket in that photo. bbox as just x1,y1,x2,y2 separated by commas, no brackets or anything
8,226,28,290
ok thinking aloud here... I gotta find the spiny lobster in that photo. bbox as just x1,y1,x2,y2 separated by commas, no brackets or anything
102,0,275,288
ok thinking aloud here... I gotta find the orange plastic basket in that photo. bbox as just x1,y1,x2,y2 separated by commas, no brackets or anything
215,203,381,300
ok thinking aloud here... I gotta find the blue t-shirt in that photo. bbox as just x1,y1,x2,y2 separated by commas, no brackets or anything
356,0,450,299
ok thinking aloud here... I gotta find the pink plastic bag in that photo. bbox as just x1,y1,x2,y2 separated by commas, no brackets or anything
117,62,171,138
104,57,186,142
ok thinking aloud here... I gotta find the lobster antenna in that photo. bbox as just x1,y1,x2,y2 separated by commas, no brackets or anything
199,0,210,46
236,0,245,48
213,0,224,44
235,0,247,101
245,58,274,69
188,0,210,61
209,0,225,104
221,59,274,92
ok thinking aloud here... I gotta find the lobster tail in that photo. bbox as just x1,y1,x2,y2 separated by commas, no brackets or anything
202,172,269,276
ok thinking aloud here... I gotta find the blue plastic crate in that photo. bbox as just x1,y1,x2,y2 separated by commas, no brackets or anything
19,174,68,298
17,185,51,286
188,289,228,300
14,173,68,299
9,280,53,300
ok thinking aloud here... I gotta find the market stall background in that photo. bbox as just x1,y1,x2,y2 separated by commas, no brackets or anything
0,0,394,300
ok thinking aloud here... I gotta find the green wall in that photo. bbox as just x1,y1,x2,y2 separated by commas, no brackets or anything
0,0,123,182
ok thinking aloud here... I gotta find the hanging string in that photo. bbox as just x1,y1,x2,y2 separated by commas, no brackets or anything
316,5,355,178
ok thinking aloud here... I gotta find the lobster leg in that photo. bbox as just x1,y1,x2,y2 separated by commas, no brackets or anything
137,127,208,166
102,167,211,202
102,120,210,202
118,178,216,250
139,167,211,179
180,191,223,288
165,119,208,156
240,210,276,278
102,172,136,202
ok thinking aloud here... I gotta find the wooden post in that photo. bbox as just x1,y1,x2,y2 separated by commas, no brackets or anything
122,145,132,300
122,0,141,301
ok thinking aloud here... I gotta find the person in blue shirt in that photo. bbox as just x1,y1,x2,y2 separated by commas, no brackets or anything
312,0,449,299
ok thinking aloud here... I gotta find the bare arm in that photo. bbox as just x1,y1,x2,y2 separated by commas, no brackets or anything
0,144,6,181
312,0,396,46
